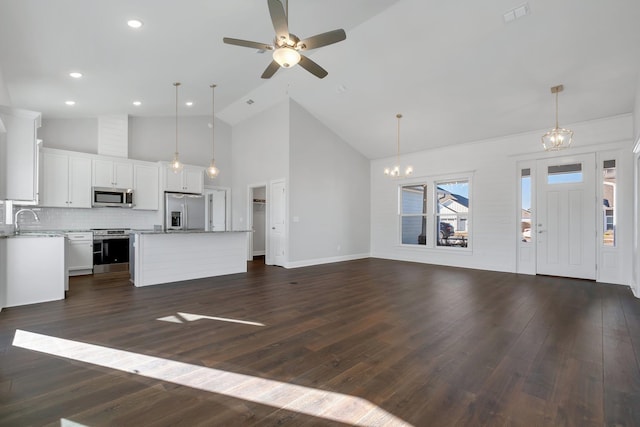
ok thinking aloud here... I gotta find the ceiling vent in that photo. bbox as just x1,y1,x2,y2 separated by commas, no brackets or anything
503,3,530,23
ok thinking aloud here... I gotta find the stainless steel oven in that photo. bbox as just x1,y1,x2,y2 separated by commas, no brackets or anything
92,228,130,273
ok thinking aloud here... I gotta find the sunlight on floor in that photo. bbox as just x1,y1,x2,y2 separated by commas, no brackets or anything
61,418,88,427
13,330,412,426
156,312,265,326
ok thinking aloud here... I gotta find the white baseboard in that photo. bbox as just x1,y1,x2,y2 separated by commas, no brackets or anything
252,250,265,256
284,253,370,269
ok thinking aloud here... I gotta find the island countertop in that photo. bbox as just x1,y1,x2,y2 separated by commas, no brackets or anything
131,229,251,235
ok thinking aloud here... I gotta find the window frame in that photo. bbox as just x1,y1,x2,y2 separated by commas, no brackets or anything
397,173,473,251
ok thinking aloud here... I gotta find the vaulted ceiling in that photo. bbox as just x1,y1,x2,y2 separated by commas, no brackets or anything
1,0,640,159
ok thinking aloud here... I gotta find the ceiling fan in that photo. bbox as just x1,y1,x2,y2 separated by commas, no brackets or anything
223,0,346,79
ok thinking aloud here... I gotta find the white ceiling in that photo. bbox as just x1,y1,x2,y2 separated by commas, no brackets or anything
1,0,640,159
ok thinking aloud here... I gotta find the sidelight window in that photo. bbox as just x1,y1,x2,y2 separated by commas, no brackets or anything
602,160,616,246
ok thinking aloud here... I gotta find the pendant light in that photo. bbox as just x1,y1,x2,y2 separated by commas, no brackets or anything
206,84,220,179
384,114,413,178
169,82,184,174
541,85,573,151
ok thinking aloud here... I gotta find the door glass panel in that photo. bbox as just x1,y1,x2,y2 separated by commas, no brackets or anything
521,168,532,242
547,163,582,184
603,160,616,246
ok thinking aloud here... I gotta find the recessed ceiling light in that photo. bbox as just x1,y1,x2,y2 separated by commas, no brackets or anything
127,19,143,29
69,72,83,79
65,100,76,106
185,101,194,107
133,101,142,106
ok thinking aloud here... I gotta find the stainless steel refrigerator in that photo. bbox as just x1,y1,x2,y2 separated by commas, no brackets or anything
165,192,206,231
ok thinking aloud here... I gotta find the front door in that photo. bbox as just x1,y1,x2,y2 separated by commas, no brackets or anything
536,153,596,279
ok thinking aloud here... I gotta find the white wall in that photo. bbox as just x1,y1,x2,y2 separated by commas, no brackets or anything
231,100,289,234
371,114,635,286
289,100,370,264
0,67,11,106
633,76,640,296
39,118,97,152
38,115,233,189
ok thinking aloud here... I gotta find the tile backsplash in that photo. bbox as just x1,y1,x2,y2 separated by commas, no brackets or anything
14,206,160,231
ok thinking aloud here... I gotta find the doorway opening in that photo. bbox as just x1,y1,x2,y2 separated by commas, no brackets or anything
248,185,267,263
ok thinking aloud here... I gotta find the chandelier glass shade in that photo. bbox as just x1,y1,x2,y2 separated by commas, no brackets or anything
384,114,413,178
541,85,573,151
169,82,184,174
206,84,220,179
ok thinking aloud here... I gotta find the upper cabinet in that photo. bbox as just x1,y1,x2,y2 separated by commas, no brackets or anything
163,164,204,194
0,106,41,204
41,149,92,208
133,163,159,210
93,158,133,189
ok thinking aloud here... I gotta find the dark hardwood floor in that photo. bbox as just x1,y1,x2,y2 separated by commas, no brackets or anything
1,258,639,426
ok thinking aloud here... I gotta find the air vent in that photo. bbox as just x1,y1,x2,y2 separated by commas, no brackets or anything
503,3,530,23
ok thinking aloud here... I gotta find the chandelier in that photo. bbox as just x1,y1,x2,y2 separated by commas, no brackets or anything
384,114,413,178
541,85,573,151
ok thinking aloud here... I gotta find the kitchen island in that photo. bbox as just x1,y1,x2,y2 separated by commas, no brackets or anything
130,230,250,287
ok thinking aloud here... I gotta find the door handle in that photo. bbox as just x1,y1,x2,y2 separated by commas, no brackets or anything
272,227,275,230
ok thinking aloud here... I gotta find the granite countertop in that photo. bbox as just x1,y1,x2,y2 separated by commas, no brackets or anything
0,229,93,239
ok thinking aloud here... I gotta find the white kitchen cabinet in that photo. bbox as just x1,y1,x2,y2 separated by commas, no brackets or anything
133,163,159,210
164,165,204,194
66,232,93,275
93,158,133,189
41,149,92,208
0,106,42,203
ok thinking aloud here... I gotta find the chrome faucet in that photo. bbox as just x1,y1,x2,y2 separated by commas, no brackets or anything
14,208,40,233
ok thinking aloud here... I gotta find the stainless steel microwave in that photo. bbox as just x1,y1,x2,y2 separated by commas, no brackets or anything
92,187,134,208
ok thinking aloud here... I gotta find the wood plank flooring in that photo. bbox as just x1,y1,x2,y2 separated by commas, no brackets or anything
1,258,639,426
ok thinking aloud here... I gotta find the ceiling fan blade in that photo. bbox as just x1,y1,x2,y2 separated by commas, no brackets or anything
223,37,273,51
298,55,328,79
261,60,280,79
268,0,289,42
297,29,346,51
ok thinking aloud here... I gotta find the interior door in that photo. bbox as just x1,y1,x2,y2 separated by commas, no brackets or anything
536,153,596,279
269,179,286,267
208,189,226,231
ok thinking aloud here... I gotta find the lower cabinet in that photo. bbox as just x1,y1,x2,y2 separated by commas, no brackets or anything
66,232,93,276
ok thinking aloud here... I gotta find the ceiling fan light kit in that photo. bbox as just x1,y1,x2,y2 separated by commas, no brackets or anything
223,0,346,79
541,84,573,151
273,47,300,68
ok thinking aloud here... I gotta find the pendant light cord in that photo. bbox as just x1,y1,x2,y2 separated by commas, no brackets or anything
174,82,180,154
396,113,402,166
210,84,216,158
555,91,559,129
